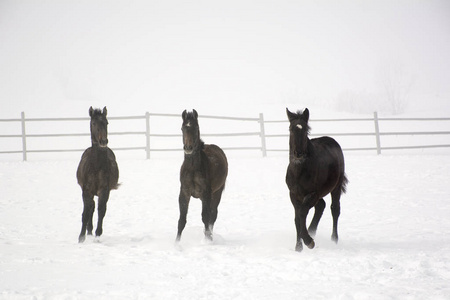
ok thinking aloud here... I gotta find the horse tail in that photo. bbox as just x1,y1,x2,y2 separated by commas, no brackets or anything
111,183,121,190
341,174,349,194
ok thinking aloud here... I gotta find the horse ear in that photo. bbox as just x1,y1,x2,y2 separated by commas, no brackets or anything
193,109,198,119
102,106,107,116
89,106,94,117
286,108,297,122
302,108,309,122
182,110,187,120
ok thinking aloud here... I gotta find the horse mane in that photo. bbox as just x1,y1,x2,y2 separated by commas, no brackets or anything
185,111,196,119
303,123,311,135
91,109,103,117
184,111,199,124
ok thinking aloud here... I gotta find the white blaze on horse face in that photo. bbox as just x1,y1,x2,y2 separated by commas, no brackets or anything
186,122,191,127
297,124,303,130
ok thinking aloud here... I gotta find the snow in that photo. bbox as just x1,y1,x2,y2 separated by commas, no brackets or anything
1,1,450,298
1,153,450,299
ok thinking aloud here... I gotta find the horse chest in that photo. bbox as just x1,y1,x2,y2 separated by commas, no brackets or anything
287,164,316,191
78,149,118,196
83,169,109,193
181,170,208,198
192,175,206,198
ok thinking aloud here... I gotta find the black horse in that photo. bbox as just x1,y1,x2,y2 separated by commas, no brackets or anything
176,109,228,242
285,108,348,252
76,107,119,243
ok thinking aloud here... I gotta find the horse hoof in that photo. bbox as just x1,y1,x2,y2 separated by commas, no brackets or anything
204,229,213,242
308,228,317,238
306,240,315,249
331,235,339,244
295,243,303,252
78,235,86,243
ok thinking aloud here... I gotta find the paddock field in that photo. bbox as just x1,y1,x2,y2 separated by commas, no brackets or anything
1,153,449,299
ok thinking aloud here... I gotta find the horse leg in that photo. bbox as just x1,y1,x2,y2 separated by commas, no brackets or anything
299,192,318,249
207,186,224,239
308,198,326,237
330,189,341,243
176,189,190,241
201,190,214,241
290,191,304,252
79,191,94,243
293,206,314,251
87,201,95,235
297,206,314,250
293,207,303,252
95,189,110,238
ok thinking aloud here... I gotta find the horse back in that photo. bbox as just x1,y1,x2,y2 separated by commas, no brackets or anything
311,136,346,193
77,147,119,195
203,144,228,192
311,136,345,167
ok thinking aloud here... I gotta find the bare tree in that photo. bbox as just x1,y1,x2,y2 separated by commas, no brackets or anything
378,60,414,114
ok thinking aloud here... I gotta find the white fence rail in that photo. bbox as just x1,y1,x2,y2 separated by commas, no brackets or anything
1,112,450,161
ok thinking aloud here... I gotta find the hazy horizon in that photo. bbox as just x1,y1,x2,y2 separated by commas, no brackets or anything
1,0,449,116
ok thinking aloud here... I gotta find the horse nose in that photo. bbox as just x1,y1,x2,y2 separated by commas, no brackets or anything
293,150,302,159
184,145,193,154
99,138,108,147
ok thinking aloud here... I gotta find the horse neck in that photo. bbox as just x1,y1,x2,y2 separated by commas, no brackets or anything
91,134,98,147
91,141,104,148
303,137,311,154
91,140,108,153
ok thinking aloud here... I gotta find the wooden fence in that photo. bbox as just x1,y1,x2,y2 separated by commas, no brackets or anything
1,112,449,161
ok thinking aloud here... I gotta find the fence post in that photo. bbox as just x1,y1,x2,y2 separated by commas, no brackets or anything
21,111,27,161
145,112,150,159
258,113,267,157
373,111,381,155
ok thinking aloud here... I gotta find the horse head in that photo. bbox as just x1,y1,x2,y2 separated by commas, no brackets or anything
89,106,109,148
181,109,201,155
286,108,310,161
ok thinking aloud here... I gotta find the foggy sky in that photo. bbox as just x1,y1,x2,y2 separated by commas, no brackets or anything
1,0,449,115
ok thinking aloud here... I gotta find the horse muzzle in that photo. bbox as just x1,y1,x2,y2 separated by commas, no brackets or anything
183,145,193,155
291,151,306,163
99,139,108,148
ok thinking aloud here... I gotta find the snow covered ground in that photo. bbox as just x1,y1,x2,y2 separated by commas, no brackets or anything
1,152,450,299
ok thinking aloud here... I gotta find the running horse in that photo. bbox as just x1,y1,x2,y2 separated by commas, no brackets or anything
76,107,119,243
176,109,228,242
285,108,348,252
